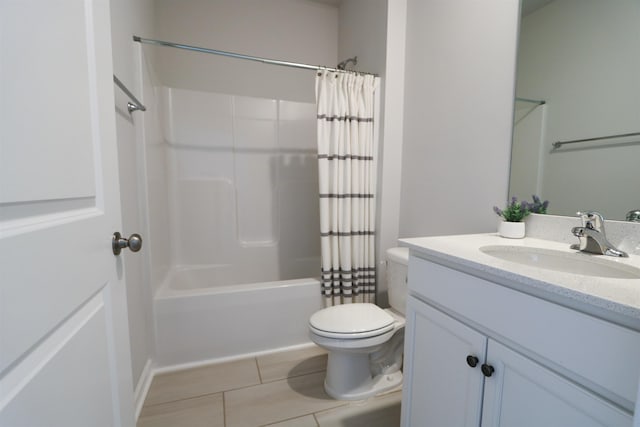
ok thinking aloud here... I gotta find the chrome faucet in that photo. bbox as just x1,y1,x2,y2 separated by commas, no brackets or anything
626,209,640,222
571,211,628,257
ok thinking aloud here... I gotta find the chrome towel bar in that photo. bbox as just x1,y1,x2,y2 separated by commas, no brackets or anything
113,75,146,113
552,131,640,149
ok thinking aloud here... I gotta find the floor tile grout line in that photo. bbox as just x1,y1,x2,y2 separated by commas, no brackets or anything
222,391,227,427
224,371,330,399
255,357,263,384
140,385,252,409
258,368,327,385
141,391,221,406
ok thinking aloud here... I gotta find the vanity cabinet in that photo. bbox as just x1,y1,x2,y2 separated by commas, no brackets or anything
401,256,639,427
402,298,484,426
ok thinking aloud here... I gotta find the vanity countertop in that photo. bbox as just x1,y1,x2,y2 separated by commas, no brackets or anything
401,234,640,330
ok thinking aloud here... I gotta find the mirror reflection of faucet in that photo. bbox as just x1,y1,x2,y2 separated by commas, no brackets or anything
570,211,628,257
626,209,640,222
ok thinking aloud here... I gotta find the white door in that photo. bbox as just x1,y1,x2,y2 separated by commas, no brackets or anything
481,340,633,427
0,1,135,426
401,296,487,427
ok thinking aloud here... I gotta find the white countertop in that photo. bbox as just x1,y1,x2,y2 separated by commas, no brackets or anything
401,233,640,330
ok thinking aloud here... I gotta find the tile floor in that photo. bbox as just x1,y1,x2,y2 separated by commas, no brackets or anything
137,345,402,427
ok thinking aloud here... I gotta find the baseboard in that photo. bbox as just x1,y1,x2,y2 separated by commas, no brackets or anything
134,358,154,420
153,341,318,375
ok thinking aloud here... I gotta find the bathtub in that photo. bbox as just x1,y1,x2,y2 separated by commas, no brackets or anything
153,265,324,367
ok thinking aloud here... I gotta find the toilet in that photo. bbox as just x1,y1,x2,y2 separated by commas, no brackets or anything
309,247,409,400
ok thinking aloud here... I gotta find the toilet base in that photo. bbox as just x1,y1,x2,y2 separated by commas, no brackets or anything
323,350,403,400
324,370,403,401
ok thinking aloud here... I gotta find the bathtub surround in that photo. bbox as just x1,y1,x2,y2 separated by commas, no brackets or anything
162,87,320,278
148,87,325,368
316,71,380,306
129,66,325,416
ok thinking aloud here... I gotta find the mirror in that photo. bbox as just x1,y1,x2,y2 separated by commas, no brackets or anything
508,0,640,220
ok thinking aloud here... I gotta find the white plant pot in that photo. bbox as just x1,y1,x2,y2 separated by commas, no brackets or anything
498,221,525,239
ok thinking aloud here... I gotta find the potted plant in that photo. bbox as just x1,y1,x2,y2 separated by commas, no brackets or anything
493,195,549,238
493,196,529,238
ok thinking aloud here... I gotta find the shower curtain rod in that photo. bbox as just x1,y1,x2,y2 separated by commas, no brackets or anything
515,97,546,105
133,36,377,76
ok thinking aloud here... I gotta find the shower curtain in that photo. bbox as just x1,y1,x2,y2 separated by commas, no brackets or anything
315,70,379,307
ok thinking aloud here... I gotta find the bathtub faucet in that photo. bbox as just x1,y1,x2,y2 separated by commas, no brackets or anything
570,211,628,257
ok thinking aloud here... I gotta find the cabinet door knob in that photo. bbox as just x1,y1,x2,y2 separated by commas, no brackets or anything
466,355,479,368
481,363,495,377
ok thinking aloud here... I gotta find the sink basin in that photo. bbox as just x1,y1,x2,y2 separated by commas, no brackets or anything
479,245,640,279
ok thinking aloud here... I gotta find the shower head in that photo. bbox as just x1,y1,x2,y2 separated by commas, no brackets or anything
337,56,358,71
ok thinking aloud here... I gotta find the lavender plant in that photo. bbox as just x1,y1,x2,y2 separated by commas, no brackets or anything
527,194,549,214
493,196,530,222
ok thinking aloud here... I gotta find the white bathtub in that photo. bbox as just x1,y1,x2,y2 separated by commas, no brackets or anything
153,265,324,367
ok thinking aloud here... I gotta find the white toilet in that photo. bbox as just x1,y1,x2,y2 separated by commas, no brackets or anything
309,247,409,400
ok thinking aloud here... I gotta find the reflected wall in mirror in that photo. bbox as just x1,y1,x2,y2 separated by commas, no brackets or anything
509,0,640,220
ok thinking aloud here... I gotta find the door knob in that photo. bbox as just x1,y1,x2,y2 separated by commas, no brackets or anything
112,232,143,255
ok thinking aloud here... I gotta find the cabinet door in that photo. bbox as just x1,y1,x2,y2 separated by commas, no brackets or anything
481,340,633,427
401,296,487,427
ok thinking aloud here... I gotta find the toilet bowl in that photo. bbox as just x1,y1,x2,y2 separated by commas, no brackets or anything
308,247,409,400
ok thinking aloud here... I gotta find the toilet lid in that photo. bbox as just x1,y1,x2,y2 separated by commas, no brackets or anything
309,303,395,339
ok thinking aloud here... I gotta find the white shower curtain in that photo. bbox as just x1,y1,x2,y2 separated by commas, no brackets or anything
315,70,379,307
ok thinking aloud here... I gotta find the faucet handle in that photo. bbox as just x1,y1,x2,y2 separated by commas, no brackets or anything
576,211,605,231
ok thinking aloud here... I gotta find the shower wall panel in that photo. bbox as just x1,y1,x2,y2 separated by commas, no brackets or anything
162,87,320,281
233,97,279,245
277,100,321,279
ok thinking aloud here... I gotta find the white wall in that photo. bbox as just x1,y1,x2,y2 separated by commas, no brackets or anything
399,0,519,237
109,0,160,404
338,0,388,74
377,0,407,306
516,0,640,220
152,0,339,102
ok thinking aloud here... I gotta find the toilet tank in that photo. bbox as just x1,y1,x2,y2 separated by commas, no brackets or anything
386,247,409,315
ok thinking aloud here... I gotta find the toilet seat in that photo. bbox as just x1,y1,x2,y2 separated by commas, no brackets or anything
309,303,396,339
